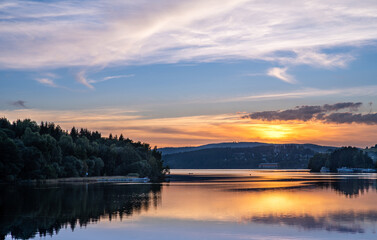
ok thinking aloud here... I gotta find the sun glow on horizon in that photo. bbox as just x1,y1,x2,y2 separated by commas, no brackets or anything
253,124,292,140
1,108,377,148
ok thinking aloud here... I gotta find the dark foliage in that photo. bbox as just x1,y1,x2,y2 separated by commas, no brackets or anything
0,118,168,182
308,147,374,172
307,153,329,172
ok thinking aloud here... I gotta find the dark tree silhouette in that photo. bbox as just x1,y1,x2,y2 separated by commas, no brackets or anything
0,117,167,182
308,147,373,172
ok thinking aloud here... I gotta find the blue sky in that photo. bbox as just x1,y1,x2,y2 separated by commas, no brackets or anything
1,0,377,147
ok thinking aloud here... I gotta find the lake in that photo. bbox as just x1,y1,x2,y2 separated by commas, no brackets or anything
2,169,377,240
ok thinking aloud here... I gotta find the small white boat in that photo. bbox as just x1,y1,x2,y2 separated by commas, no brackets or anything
337,167,354,173
320,167,330,173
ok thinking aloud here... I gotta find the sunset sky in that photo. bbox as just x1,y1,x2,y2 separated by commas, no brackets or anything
1,0,377,147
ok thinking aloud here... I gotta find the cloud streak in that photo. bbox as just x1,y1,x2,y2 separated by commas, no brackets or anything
75,71,94,89
0,0,376,69
212,85,377,103
75,72,134,89
242,102,377,125
36,78,58,87
267,67,295,84
88,74,134,84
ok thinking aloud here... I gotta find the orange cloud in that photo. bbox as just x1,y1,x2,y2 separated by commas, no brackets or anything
1,108,377,148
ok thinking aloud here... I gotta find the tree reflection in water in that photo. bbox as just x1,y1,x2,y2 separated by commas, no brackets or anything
317,178,377,198
239,177,377,234
2,172,377,240
243,211,377,233
0,183,161,240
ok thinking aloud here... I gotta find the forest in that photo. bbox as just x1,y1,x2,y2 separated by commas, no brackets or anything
163,145,316,169
0,118,168,182
308,147,374,172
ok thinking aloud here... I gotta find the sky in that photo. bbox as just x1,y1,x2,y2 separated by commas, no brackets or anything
1,0,377,148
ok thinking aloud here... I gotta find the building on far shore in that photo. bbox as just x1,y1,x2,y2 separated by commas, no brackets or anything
258,163,279,169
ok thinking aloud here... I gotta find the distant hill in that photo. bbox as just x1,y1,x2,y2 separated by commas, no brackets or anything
159,142,336,155
160,142,337,169
159,142,268,155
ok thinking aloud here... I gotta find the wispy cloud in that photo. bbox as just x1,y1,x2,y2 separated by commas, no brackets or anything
286,50,354,68
75,71,94,89
103,74,134,81
75,72,134,89
88,74,134,84
36,78,58,87
34,74,84,92
0,0,376,69
267,67,295,84
213,85,377,103
242,73,265,77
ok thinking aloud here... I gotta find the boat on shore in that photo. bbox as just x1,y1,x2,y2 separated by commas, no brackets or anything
336,167,377,173
320,167,330,173
96,177,150,183
337,167,354,173
362,169,377,173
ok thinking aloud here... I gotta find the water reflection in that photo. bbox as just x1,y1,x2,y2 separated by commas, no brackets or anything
160,170,377,236
243,211,376,233
2,171,377,240
0,183,161,239
171,170,377,197
317,178,377,197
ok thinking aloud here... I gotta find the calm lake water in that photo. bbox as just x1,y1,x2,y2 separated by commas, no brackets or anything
2,169,377,240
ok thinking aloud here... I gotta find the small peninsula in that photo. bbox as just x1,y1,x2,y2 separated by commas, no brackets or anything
308,147,375,172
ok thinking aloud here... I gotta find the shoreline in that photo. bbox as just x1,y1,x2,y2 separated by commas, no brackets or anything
10,176,151,184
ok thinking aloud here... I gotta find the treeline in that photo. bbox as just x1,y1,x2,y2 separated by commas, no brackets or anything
163,145,315,169
0,118,168,182
308,147,374,172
